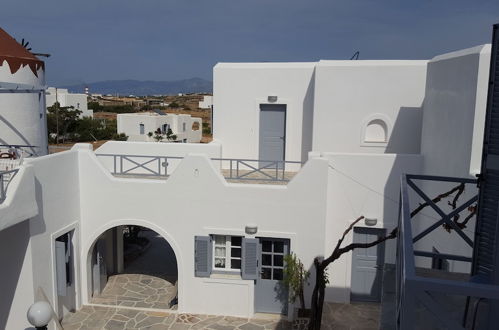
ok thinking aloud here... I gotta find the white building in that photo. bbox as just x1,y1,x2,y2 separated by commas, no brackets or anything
46,87,94,118
117,112,202,143
198,95,213,109
0,28,48,160
1,23,498,330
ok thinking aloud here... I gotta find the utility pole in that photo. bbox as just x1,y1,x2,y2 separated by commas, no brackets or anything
55,87,59,144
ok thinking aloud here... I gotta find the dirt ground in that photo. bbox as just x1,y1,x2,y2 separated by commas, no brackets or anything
48,140,109,153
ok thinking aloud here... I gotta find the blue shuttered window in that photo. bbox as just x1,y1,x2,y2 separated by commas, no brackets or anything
242,238,258,280
194,236,212,277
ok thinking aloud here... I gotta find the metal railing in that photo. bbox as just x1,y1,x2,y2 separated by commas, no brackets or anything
0,144,39,157
396,174,499,330
212,158,302,182
0,169,19,203
95,153,302,182
96,154,183,177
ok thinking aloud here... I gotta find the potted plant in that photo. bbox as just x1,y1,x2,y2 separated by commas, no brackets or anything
284,253,311,326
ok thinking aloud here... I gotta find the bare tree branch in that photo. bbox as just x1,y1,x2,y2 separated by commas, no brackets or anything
410,183,464,218
309,182,475,330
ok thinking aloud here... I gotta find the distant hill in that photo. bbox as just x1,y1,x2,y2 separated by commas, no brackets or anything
61,78,212,96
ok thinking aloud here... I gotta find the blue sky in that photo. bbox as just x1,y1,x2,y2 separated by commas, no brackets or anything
1,0,498,86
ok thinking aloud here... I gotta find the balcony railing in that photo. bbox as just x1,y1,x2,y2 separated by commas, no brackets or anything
95,153,302,182
0,169,19,203
212,158,302,182
0,144,39,157
396,174,499,330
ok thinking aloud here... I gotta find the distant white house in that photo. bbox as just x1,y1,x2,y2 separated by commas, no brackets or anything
46,87,94,118
198,95,213,109
117,112,202,143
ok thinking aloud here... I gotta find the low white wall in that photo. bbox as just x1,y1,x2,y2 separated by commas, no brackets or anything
24,150,82,321
0,165,38,231
77,148,329,317
95,141,222,175
312,60,427,154
314,152,422,303
0,221,34,330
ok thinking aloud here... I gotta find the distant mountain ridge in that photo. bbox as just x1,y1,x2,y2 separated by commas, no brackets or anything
61,78,212,96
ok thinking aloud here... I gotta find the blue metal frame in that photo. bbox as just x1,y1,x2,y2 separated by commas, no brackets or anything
396,174,499,330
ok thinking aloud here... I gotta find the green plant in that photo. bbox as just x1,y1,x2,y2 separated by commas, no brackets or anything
153,128,163,142
283,253,310,311
147,132,153,138
112,133,128,141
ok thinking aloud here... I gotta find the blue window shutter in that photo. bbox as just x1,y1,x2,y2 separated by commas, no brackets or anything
195,236,212,277
55,241,67,296
242,238,258,280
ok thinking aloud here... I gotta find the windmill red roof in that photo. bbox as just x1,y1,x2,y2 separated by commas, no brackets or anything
0,28,44,77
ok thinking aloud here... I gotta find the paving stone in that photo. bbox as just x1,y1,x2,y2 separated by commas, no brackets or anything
169,323,192,330
239,322,265,330
135,316,167,328
105,319,127,329
207,324,236,330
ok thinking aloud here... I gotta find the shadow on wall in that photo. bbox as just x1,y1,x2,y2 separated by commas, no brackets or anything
301,71,315,163
385,106,423,154
0,221,31,329
0,114,38,155
30,178,47,236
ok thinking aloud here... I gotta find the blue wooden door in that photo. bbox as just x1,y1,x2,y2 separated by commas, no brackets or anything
350,227,385,302
259,105,286,168
254,238,289,314
92,237,107,296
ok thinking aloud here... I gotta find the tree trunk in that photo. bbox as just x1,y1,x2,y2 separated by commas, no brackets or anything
299,281,306,311
309,260,325,330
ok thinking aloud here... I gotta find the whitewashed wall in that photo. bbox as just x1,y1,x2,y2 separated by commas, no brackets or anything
77,146,329,317
0,165,38,231
415,45,491,272
0,61,48,155
312,60,428,154
213,62,316,163
25,151,82,324
312,152,422,303
0,221,35,330
199,95,213,109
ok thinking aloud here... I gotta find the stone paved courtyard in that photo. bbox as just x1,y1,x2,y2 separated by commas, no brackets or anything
90,273,177,309
62,305,291,329
90,229,178,309
61,302,380,329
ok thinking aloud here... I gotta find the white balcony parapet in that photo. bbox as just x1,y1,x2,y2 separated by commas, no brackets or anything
0,165,38,231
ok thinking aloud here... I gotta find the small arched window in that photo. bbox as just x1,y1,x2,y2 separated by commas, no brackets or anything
139,123,145,135
361,114,391,147
364,119,388,143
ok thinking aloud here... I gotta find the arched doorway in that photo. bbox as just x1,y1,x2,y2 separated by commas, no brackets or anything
88,225,178,310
